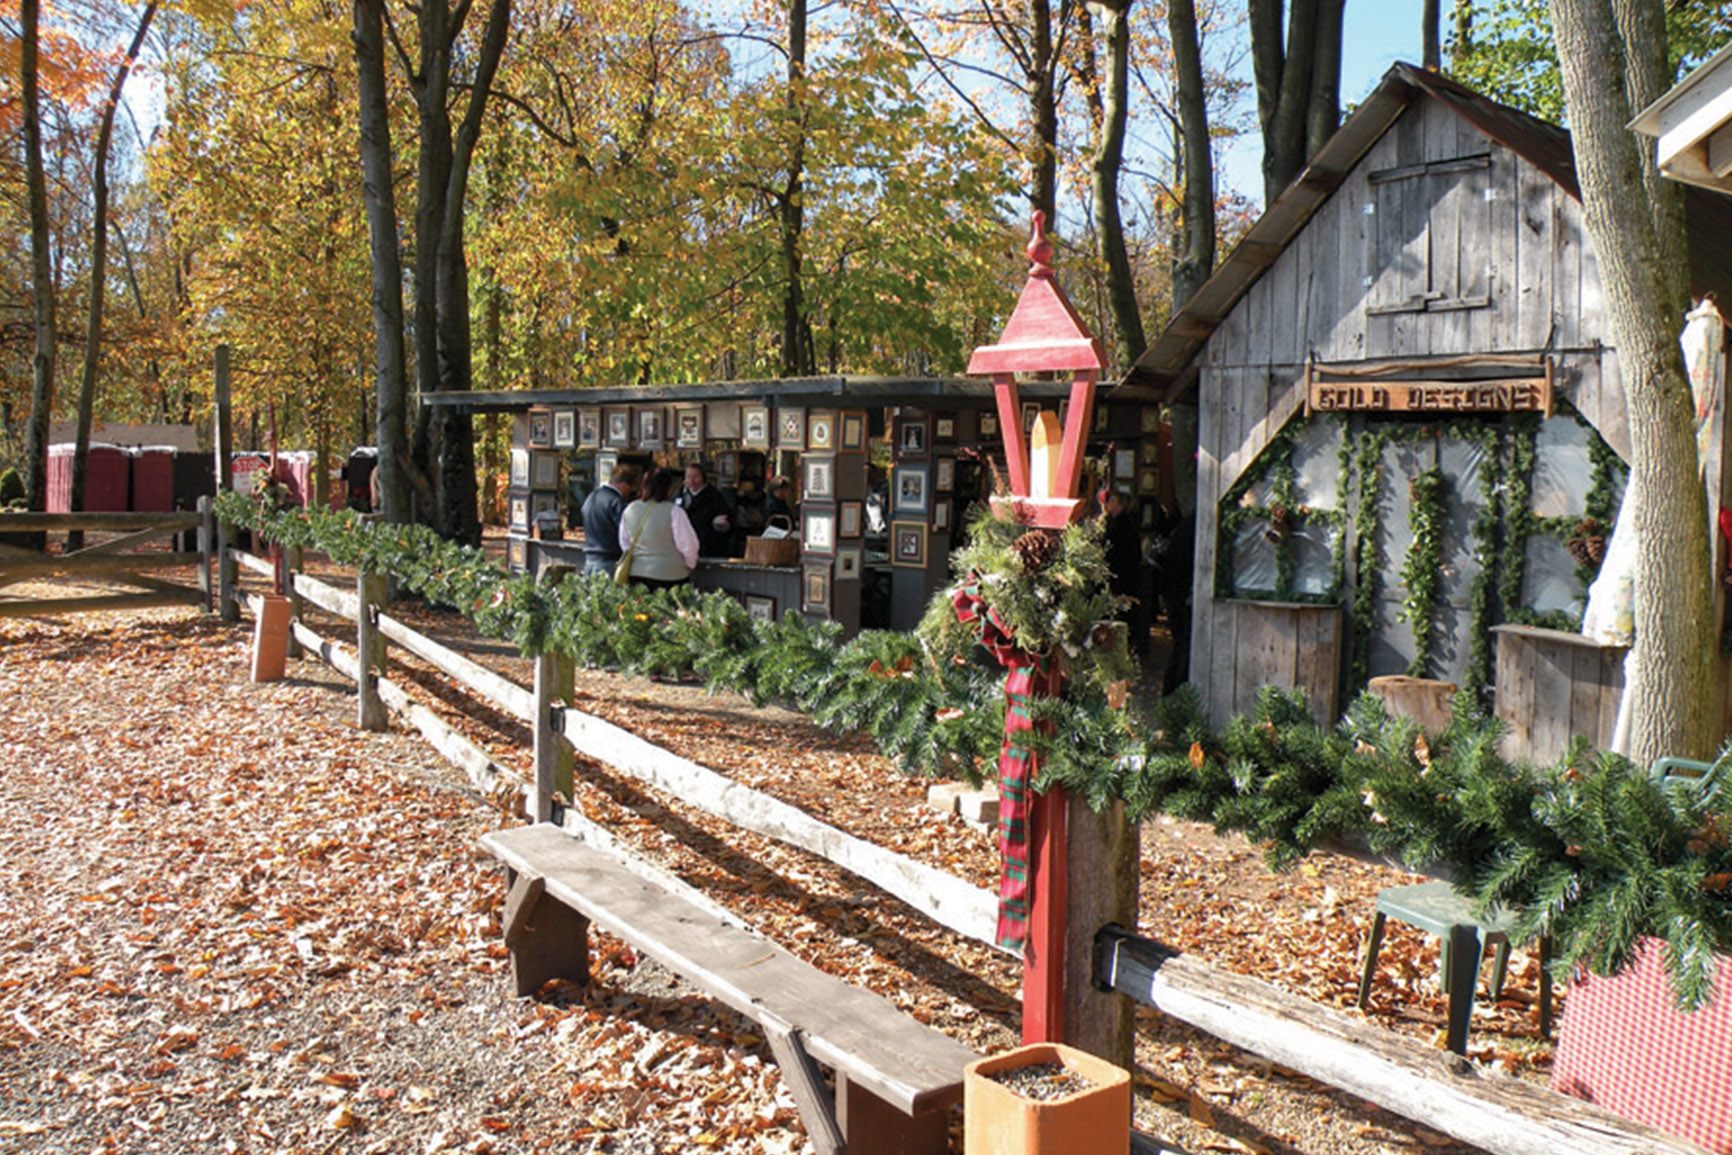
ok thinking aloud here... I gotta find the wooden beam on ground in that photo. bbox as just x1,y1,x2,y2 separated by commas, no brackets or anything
1096,928,1714,1155
0,589,204,618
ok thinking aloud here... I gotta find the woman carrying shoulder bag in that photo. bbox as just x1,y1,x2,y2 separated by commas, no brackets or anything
617,467,699,589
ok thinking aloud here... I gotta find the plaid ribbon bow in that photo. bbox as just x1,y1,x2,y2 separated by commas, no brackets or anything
953,578,1059,954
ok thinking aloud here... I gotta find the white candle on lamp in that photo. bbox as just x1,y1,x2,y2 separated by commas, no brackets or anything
1029,410,1062,499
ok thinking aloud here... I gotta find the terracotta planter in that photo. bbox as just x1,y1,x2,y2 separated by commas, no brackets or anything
251,594,292,683
964,1043,1130,1155
1552,937,1732,1152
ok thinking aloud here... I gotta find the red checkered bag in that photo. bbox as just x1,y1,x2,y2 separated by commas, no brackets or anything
1551,937,1732,1152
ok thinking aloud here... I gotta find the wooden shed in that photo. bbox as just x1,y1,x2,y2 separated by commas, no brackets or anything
1119,63,1732,760
1631,40,1732,195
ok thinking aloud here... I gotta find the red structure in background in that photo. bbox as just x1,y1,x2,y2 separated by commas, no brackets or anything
965,213,1107,1045
130,447,176,513
46,444,131,513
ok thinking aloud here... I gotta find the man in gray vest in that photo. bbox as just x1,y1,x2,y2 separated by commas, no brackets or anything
580,462,642,577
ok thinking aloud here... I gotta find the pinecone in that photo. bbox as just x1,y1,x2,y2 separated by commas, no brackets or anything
1566,537,1594,566
1011,530,1060,575
1586,536,1606,565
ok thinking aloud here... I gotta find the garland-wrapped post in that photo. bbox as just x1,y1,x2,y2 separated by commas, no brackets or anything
961,212,1136,1065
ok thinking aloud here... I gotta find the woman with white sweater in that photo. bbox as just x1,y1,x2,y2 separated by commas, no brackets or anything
618,467,698,589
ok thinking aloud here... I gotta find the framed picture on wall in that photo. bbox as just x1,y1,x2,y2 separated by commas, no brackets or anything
802,564,831,613
741,404,771,449
553,409,576,449
932,500,951,533
979,410,999,438
528,409,553,448
531,490,558,524
1141,406,1162,434
675,406,704,449
1114,448,1137,481
802,505,836,555
714,451,739,485
934,458,955,493
1095,405,1110,433
596,451,618,482
508,492,530,531
506,535,528,571
802,454,836,501
895,415,928,460
891,521,927,568
578,408,602,449
531,451,560,489
1021,402,1041,433
839,410,867,452
605,408,631,447
893,465,929,515
838,500,863,538
510,448,530,487
746,595,776,623
1139,468,1159,495
778,407,806,450
835,547,862,580
637,408,664,449
807,409,838,451
933,412,957,443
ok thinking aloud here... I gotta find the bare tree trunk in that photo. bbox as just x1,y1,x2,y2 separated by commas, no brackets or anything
70,2,158,548
1168,0,1215,310
353,0,411,526
1549,0,1713,761
1422,0,1441,68
1305,0,1346,160
1029,0,1060,224
22,0,55,520
1251,0,1345,207
1086,0,1144,368
780,0,813,377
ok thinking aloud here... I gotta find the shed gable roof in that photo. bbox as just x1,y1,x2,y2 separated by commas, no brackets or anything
1121,62,1732,400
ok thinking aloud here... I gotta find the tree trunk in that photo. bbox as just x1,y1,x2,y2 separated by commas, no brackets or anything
1167,0,1215,310
71,2,158,549
1262,0,1318,205
1549,0,1713,762
1422,0,1440,68
22,0,55,521
1028,0,1060,225
1087,0,1144,369
1251,0,1345,207
1451,0,1473,68
778,0,813,377
353,0,411,526
1304,0,1346,160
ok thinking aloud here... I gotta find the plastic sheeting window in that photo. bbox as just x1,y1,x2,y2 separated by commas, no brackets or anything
1223,416,1347,602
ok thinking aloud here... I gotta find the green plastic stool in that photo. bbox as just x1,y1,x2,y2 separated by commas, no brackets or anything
1356,880,1552,1054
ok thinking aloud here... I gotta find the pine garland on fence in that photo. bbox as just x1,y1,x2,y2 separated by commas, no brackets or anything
216,493,1732,1009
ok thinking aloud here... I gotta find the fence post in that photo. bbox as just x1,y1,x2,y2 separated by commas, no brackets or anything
532,565,575,823
356,570,387,731
197,497,214,614
284,545,304,659
217,511,238,626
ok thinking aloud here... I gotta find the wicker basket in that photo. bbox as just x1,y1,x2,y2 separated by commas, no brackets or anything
744,536,800,567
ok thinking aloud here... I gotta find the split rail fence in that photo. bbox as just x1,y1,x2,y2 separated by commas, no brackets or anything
0,508,209,618
149,516,1717,1155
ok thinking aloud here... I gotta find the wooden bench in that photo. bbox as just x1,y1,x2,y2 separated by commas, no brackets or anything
482,823,978,1154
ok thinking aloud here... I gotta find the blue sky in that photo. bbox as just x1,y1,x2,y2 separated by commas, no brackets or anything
1220,0,1431,205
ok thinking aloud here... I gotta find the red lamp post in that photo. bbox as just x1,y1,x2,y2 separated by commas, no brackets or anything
966,213,1108,1046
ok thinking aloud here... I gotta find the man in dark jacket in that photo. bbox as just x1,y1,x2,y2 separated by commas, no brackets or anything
580,462,641,577
678,464,734,558
1100,489,1149,659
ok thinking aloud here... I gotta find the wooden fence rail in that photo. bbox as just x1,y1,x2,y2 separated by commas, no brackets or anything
0,509,207,619
208,530,1707,1155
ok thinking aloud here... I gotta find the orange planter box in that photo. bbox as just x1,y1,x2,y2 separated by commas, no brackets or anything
251,594,292,683
964,1043,1130,1155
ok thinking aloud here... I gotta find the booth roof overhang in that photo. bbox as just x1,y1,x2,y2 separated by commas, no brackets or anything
417,374,1082,415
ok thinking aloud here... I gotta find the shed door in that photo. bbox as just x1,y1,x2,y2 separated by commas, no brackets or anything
1367,154,1493,316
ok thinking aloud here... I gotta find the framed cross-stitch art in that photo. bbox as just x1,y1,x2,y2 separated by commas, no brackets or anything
835,547,862,581
891,521,927,568
839,410,867,452
895,415,928,460
531,451,560,490
741,404,771,449
577,408,602,449
933,412,957,443
893,465,929,515
531,491,558,525
637,407,665,449
528,408,553,448
506,535,528,572
934,458,955,493
838,500,863,538
553,409,576,449
777,407,806,450
510,448,530,487
1114,448,1137,481
714,451,739,486
746,595,776,623
508,492,531,532
979,410,999,438
802,505,836,555
595,451,618,483
675,406,704,450
932,500,951,533
1141,406,1162,434
802,454,836,501
1094,405,1110,433
605,408,631,448
802,564,831,613
807,409,838,451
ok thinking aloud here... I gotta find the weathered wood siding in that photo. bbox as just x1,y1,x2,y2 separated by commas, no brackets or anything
1191,92,1628,727
1200,600,1344,729
1492,625,1625,765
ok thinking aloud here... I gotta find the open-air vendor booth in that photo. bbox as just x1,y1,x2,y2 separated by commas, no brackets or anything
422,376,1171,637
1118,63,1732,760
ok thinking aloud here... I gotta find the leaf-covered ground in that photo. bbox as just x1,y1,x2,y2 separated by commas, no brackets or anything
0,584,1557,1154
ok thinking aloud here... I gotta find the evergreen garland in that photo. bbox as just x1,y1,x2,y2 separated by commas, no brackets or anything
1348,428,1388,691
1216,416,1349,605
1398,466,1449,678
1462,425,1503,701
